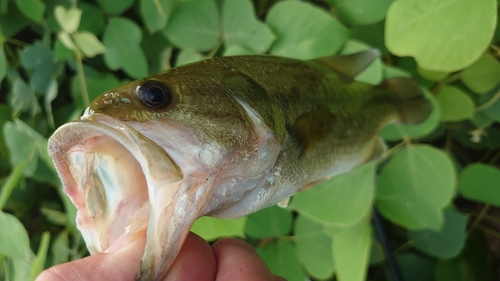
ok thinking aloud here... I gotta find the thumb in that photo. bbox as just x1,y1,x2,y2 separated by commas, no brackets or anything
36,229,147,281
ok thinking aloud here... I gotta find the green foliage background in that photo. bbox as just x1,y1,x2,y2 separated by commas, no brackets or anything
0,0,499,280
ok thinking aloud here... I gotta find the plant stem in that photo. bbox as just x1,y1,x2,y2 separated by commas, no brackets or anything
467,204,490,236
372,208,404,281
475,89,500,112
75,52,90,107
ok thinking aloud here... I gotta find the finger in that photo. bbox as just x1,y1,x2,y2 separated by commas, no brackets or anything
212,238,276,281
36,229,147,281
163,232,217,281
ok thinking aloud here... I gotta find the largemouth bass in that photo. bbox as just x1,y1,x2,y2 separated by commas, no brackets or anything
48,50,431,280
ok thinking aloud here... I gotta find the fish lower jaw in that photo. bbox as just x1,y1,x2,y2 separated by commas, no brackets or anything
48,117,183,261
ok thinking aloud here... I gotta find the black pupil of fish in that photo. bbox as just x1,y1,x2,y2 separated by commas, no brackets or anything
147,87,164,103
138,82,172,108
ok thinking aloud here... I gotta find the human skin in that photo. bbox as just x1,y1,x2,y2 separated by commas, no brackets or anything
36,232,286,281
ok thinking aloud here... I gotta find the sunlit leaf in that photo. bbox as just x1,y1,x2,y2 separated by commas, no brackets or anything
386,0,497,71
73,31,106,58
4,121,38,176
103,18,148,78
257,239,304,281
376,145,456,230
245,205,292,238
327,0,393,26
417,66,449,82
163,0,221,52
461,54,500,94
175,49,204,67
435,86,474,122
191,216,246,241
266,0,349,59
457,163,500,206
222,0,275,54
332,219,372,281
54,6,82,33
291,162,375,227
294,215,334,279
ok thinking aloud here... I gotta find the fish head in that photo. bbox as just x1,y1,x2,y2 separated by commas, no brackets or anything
48,64,261,280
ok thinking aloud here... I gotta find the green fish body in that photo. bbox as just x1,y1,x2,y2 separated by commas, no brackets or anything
48,50,431,280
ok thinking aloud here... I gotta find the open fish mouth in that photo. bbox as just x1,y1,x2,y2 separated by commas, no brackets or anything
48,114,191,280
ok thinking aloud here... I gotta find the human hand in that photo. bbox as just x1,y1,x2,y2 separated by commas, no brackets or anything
36,231,286,281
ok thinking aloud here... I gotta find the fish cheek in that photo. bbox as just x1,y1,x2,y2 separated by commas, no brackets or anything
290,107,336,156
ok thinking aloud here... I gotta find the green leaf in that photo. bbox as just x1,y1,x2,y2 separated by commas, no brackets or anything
385,0,497,71
0,1,30,37
223,45,254,56
245,205,292,238
461,54,500,94
96,0,134,15
73,31,106,58
417,66,449,82
9,77,41,118
435,259,473,281
294,215,334,279
0,211,33,258
479,88,500,122
30,231,50,280
175,49,204,67
376,145,456,230
340,40,383,85
140,0,173,34
4,121,38,176
332,220,372,281
20,45,60,93
327,0,393,26
14,0,45,23
290,162,375,227
379,91,440,141
79,3,105,36
266,0,349,59
435,86,475,122
163,0,221,52
190,216,246,241
222,0,275,54
408,209,468,258
54,38,74,61
257,239,304,281
0,46,6,83
103,18,148,79
457,163,500,206
71,71,122,108
51,230,70,266
397,252,436,281
54,5,82,33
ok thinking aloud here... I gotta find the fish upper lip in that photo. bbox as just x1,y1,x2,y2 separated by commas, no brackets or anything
48,113,182,254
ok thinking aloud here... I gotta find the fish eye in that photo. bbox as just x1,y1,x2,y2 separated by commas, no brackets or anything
136,81,173,109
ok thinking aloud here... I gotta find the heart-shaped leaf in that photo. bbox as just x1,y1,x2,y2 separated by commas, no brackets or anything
54,5,82,33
